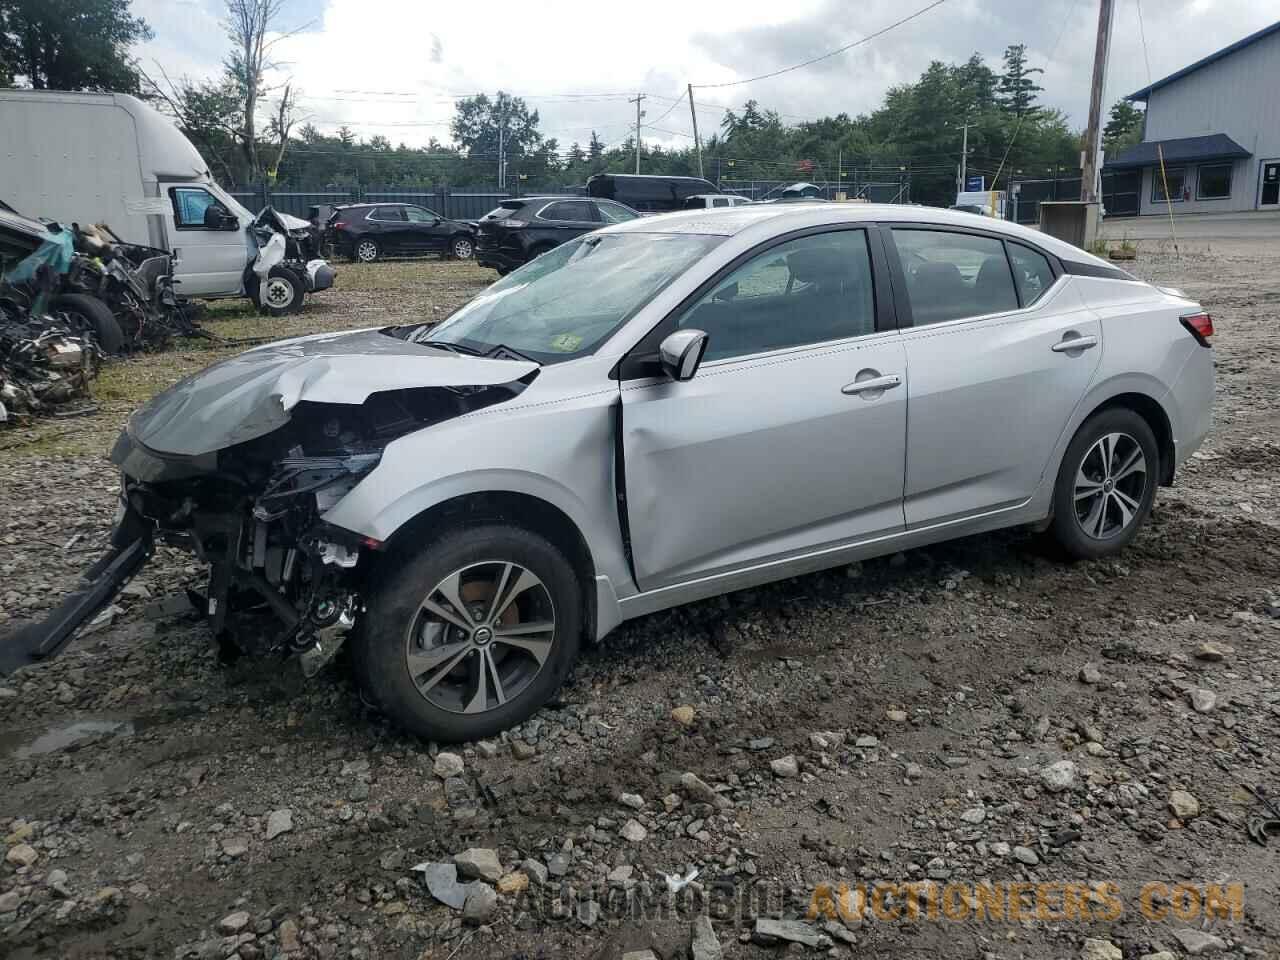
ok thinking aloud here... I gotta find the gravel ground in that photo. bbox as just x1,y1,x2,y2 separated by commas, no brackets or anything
1,248,1278,960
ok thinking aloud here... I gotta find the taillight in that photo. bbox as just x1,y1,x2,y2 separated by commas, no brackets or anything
1180,312,1214,347
331,220,347,231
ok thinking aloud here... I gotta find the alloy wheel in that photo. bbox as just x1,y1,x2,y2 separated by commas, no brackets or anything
263,276,294,309
357,240,378,262
452,238,474,259
404,561,556,715
1072,431,1148,540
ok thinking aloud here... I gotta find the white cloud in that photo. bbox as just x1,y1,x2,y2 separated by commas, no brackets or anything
132,0,1276,156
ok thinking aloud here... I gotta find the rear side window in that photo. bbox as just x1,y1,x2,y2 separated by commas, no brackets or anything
483,202,525,220
676,229,876,362
539,201,595,222
369,206,405,221
712,197,730,208
1008,243,1055,306
892,229,1018,326
405,206,438,222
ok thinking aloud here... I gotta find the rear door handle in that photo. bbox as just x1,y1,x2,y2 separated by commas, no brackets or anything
842,374,902,395
1052,334,1098,353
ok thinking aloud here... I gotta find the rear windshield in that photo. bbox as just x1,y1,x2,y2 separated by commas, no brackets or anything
482,202,526,220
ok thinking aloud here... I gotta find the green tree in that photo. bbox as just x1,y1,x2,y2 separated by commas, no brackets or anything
451,91,541,162
1103,100,1144,152
997,43,1044,120
0,0,152,93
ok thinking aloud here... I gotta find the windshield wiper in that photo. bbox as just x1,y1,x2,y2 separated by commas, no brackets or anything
418,339,482,356
485,344,538,364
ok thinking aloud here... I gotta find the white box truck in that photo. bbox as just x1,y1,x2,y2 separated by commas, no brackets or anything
0,89,333,312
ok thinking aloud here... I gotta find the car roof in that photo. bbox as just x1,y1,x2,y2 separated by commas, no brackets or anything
594,202,1115,266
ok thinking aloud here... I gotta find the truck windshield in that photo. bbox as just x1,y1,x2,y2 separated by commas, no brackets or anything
413,233,722,363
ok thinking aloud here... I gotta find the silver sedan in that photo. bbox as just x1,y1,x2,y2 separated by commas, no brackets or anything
17,204,1215,742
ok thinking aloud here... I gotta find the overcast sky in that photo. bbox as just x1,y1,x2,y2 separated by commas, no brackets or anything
133,0,1275,160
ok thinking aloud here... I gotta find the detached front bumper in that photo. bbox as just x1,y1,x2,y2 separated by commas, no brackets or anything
0,503,153,675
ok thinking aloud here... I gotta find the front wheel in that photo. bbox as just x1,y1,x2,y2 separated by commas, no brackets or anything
355,238,380,263
1050,408,1158,560
250,266,304,317
354,524,582,742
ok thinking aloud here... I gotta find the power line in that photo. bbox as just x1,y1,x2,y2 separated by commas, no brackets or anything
692,0,950,89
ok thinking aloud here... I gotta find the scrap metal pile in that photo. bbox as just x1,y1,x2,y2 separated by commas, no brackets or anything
0,206,198,421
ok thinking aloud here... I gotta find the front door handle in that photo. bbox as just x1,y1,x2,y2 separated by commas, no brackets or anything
1052,334,1098,353
842,373,902,395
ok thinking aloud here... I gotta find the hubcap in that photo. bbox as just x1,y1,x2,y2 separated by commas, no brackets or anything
264,277,293,308
1073,432,1148,540
454,239,473,258
404,561,555,715
357,241,377,262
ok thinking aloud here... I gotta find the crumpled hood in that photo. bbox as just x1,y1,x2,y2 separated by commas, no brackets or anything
126,328,538,456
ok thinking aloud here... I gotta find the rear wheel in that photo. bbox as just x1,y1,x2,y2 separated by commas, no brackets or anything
354,524,582,742
450,235,474,260
51,293,124,354
1050,408,1158,559
355,238,380,263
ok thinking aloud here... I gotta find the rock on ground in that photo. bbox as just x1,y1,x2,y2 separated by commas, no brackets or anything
691,915,722,960
1173,929,1227,955
454,847,503,882
264,808,293,840
1080,939,1123,960
1040,760,1077,793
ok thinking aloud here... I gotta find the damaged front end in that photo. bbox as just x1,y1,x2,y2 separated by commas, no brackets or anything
0,329,538,675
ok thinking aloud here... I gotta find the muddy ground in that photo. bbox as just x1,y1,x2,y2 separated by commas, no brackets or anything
1,244,1278,960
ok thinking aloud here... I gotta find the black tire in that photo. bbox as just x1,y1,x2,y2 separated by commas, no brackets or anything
50,293,124,354
249,266,304,317
354,237,380,263
1050,407,1159,560
449,235,475,260
353,523,582,742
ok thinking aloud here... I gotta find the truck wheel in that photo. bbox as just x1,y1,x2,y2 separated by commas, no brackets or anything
250,266,305,317
51,293,125,354
353,523,582,742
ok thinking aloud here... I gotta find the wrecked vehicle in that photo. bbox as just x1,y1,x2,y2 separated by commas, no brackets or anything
1,205,1214,742
0,300,99,420
0,90,335,314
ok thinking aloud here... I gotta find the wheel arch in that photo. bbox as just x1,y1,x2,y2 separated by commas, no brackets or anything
1078,390,1176,486
377,490,604,643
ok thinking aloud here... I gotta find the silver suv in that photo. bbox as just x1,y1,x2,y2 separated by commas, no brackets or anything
11,204,1214,742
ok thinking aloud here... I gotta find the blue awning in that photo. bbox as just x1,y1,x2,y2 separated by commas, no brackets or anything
1105,134,1251,170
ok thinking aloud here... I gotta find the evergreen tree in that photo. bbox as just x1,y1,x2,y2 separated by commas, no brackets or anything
998,44,1045,119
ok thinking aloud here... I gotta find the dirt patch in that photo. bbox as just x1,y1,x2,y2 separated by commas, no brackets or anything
1,250,1279,960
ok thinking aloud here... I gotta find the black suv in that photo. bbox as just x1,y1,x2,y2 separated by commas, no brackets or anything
475,196,639,274
586,174,721,213
326,203,477,263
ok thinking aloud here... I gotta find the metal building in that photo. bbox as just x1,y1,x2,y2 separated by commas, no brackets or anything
1106,19,1280,216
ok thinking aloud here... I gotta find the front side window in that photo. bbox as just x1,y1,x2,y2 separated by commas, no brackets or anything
1196,163,1232,200
676,229,876,362
370,206,405,221
170,187,228,229
539,201,595,223
416,232,721,364
712,197,730,208
595,200,638,223
405,206,439,222
892,229,1018,326
1152,167,1186,203
1008,243,1056,306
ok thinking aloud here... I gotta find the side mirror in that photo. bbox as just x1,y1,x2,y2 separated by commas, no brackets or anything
219,213,241,231
658,329,708,382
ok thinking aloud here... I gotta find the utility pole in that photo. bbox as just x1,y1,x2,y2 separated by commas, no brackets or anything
497,121,504,190
628,93,646,174
959,122,970,191
687,84,703,179
1081,0,1115,203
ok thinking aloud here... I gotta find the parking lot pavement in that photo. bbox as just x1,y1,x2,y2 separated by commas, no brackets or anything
1,252,1278,959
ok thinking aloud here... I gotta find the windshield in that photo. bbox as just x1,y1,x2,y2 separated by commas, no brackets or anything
415,233,722,363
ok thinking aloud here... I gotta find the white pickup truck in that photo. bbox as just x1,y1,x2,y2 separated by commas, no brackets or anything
0,89,333,314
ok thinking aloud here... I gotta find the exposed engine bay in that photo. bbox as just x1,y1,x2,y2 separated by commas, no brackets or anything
0,327,538,675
